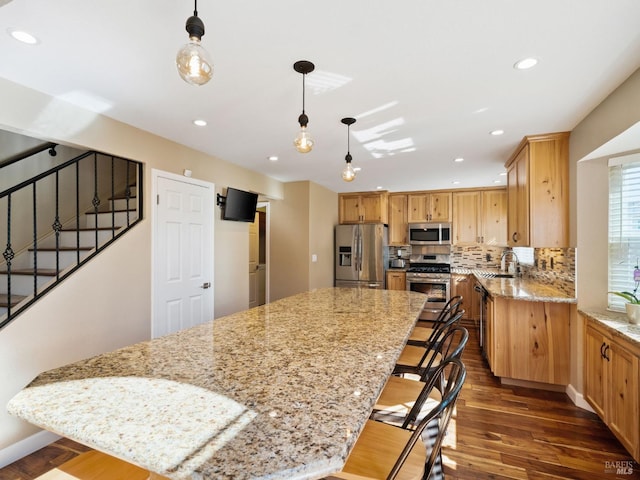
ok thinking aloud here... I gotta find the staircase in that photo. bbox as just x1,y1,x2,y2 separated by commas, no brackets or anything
0,151,142,330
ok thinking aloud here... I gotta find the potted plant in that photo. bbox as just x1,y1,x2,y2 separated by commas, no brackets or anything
609,262,640,324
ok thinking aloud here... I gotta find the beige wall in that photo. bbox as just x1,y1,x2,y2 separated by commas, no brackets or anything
308,182,339,290
269,181,338,300
570,67,640,395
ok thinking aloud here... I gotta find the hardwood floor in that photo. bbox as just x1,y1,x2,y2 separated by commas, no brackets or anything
442,322,639,479
1,322,638,480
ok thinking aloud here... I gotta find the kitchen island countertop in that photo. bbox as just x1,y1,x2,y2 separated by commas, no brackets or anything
7,287,427,480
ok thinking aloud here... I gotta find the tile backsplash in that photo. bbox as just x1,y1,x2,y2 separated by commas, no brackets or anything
451,245,576,297
391,244,576,297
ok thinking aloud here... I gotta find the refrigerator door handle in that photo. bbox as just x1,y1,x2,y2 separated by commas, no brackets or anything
358,227,363,272
355,226,361,272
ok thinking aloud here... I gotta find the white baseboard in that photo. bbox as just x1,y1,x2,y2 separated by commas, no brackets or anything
0,430,61,469
566,383,595,413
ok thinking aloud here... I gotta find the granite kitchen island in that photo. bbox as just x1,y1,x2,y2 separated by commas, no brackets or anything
8,287,427,480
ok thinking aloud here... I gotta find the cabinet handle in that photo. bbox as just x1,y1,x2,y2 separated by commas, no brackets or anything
600,342,606,358
512,232,518,243
603,344,611,361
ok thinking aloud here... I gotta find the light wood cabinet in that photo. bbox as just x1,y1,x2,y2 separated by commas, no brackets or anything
388,194,408,245
451,274,473,320
452,191,480,244
486,294,495,371
386,270,406,291
489,297,570,385
481,190,507,245
505,132,570,247
584,316,639,461
453,189,507,245
407,192,451,223
339,192,388,224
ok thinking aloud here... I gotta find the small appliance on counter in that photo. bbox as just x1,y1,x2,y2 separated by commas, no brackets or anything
390,258,406,268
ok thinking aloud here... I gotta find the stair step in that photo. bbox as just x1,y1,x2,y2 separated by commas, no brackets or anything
85,208,137,214
0,294,27,307
59,227,120,232
29,246,93,252
0,268,59,276
109,194,137,200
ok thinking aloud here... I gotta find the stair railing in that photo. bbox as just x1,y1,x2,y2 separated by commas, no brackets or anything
0,151,143,330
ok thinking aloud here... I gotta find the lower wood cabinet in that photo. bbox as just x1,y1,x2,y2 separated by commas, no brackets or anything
451,274,473,320
386,270,406,291
489,297,570,385
584,315,639,462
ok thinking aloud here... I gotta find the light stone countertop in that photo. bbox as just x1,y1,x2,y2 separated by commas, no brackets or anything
452,268,576,304
579,308,640,347
7,287,427,480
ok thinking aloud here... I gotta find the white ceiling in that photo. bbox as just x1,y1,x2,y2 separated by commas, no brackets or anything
1,0,640,194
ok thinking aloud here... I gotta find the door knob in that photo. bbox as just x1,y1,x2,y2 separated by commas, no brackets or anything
201,282,211,289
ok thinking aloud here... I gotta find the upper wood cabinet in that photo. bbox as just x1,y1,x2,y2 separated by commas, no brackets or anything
388,194,408,245
584,315,640,462
452,189,507,245
407,192,451,223
505,132,570,247
339,191,388,224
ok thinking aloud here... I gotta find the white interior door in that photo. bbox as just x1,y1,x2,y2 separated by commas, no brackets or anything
153,171,214,338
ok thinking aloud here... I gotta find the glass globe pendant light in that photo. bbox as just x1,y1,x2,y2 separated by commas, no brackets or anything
176,0,213,86
293,60,315,153
341,117,357,182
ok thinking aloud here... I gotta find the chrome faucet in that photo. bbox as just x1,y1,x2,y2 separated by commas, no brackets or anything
501,249,519,275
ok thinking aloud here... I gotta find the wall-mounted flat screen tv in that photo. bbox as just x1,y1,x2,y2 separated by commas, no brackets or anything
222,187,258,222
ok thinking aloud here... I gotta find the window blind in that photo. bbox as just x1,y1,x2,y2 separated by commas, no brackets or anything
608,155,640,311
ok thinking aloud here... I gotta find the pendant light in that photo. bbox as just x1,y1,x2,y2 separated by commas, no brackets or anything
293,60,315,153
341,117,356,182
176,0,213,86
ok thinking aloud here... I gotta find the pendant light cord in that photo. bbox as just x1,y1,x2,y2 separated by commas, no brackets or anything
194,0,198,17
301,73,306,114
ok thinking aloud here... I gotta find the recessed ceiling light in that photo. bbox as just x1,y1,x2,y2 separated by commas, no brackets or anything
514,57,538,70
268,155,278,162
454,157,464,163
490,129,504,136
494,179,502,184
376,186,383,190
8,28,39,45
193,119,207,127
452,180,460,185
499,172,507,176
353,167,362,172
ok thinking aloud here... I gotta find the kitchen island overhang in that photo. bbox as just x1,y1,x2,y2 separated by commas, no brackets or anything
7,287,427,480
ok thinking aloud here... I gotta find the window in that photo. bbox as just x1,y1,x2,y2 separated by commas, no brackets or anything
608,154,640,310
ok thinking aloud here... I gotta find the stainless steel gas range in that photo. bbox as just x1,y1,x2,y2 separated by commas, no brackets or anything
406,252,451,318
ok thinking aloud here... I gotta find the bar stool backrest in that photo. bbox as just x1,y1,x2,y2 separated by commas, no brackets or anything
387,357,466,480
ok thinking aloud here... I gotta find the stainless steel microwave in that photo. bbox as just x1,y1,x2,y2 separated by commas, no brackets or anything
408,223,452,245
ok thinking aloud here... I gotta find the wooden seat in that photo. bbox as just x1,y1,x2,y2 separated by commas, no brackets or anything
407,296,462,346
394,311,464,378
372,327,468,428
331,358,466,480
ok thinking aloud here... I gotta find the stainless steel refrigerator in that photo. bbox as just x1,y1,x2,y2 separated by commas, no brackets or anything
335,224,388,289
